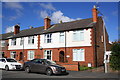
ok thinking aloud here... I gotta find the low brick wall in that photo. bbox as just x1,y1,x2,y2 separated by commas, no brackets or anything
56,62,79,71
62,64,79,71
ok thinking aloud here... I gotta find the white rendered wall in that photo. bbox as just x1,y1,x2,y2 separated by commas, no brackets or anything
40,28,92,49
8,35,38,50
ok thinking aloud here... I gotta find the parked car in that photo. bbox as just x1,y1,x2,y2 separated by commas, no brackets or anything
0,58,23,71
23,59,66,76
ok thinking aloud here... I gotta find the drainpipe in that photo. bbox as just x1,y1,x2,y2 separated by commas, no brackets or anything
22,37,24,62
65,31,67,62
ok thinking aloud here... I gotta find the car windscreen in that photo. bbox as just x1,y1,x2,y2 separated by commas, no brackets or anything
46,60,56,65
6,59,17,62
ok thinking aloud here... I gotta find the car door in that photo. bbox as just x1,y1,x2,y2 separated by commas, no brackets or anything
33,59,46,72
0,59,6,69
0,59,3,68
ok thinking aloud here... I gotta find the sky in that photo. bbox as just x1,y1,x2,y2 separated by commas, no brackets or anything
1,2,118,42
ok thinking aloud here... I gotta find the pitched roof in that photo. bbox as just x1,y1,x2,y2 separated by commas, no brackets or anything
11,26,44,38
0,32,14,40
0,17,102,39
38,17,97,34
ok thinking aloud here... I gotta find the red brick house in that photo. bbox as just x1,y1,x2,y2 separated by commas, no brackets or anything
0,6,110,70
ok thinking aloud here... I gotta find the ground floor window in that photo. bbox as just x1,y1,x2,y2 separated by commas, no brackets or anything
10,51,16,59
44,50,52,60
73,49,85,61
27,51,35,60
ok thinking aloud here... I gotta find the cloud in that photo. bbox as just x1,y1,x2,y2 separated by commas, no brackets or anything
51,11,75,23
4,2,23,10
40,10,49,18
4,2,23,21
41,11,81,23
39,3,81,23
5,26,14,33
40,10,81,23
39,3,56,11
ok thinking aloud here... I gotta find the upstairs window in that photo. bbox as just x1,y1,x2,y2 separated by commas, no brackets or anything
73,30,84,41
59,32,65,43
0,40,6,47
11,39,16,46
28,36,34,44
20,37,24,45
44,34,52,43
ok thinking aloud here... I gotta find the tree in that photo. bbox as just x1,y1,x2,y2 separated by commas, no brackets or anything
110,41,120,70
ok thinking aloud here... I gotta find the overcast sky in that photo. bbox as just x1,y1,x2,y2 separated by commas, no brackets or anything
2,2,118,42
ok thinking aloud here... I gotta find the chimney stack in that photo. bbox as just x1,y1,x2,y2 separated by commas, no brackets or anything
14,24,20,34
44,16,51,30
92,5,98,22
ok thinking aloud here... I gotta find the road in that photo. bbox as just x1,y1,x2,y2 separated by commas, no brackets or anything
0,69,119,79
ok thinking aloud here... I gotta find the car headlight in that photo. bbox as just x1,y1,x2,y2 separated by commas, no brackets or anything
11,64,15,66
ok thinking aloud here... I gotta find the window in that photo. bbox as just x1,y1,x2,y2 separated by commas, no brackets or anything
73,30,84,41
10,51,16,59
0,40,5,47
28,36,34,44
11,39,16,46
73,49,85,61
59,32,65,43
44,50,52,60
28,51,34,60
20,37,24,45
44,34,52,43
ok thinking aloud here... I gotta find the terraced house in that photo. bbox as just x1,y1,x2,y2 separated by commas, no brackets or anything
0,6,111,70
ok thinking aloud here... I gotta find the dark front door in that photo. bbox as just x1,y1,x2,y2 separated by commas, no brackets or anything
2,52,5,58
19,52,23,61
59,51,64,62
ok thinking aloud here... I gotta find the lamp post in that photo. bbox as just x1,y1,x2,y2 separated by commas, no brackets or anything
102,16,107,73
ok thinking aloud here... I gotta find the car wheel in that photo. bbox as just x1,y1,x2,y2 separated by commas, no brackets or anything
46,68,53,76
5,65,9,71
25,67,31,73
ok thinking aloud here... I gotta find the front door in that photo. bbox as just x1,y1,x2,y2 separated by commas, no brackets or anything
19,52,23,61
59,51,64,62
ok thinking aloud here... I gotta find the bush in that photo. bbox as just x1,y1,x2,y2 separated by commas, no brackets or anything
110,42,120,70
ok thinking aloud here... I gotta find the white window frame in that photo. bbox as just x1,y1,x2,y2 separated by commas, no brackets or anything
73,30,84,41
20,37,24,45
44,50,52,60
59,32,65,43
73,49,85,61
0,40,5,47
44,34,52,43
10,51,16,59
27,51,35,60
28,36,34,44
11,39,16,46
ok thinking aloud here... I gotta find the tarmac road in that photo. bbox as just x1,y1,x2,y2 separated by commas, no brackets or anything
1,69,119,79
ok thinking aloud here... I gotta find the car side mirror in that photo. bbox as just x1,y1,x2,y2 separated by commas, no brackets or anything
3,61,6,63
